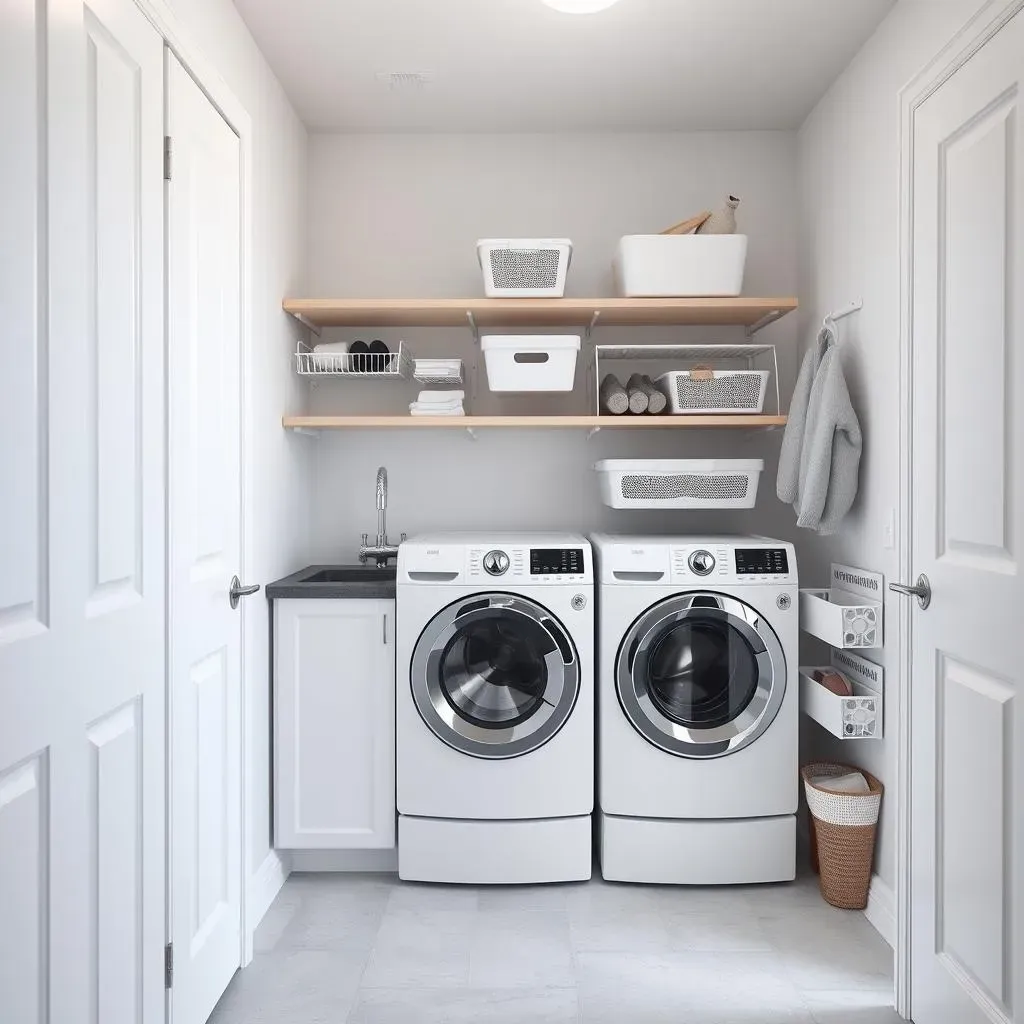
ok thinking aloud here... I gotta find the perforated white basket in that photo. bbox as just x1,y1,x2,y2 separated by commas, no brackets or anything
656,369,769,414
477,238,572,297
594,459,763,509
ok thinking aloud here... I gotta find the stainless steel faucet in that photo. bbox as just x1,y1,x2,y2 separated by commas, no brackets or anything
358,466,405,567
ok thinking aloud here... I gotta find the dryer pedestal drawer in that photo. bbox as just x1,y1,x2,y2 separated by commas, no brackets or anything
599,811,795,885
399,814,592,884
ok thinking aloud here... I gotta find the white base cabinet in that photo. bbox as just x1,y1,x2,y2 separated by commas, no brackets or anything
274,598,396,850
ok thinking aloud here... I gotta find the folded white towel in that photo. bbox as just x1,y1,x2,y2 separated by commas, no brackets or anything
810,772,870,794
411,401,468,413
416,359,461,368
416,390,465,403
410,402,463,413
313,341,349,354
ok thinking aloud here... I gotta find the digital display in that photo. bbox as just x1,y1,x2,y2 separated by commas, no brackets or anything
531,548,584,575
736,548,789,575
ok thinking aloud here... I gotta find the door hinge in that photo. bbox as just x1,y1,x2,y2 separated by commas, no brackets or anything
164,942,174,989
163,136,172,181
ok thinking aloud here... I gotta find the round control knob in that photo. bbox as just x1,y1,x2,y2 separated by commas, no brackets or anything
688,550,716,576
483,550,510,576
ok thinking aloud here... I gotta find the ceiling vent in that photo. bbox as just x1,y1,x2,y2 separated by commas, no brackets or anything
376,71,436,91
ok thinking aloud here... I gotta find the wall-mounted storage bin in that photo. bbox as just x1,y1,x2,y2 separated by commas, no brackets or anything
614,234,748,297
594,459,763,510
800,564,884,648
800,650,884,740
656,368,769,414
477,238,573,298
481,335,580,392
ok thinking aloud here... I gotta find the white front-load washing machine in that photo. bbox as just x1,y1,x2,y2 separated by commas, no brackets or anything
396,534,594,884
592,534,798,885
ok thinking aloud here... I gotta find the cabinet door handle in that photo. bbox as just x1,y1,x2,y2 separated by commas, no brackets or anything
382,613,387,645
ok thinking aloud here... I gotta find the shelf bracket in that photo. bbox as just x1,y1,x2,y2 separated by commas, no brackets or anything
587,427,602,439
291,427,320,438
584,310,602,343
745,308,784,337
466,310,481,345
465,427,478,441
291,312,322,337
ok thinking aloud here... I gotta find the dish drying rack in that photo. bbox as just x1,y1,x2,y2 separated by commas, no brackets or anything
294,339,414,378
593,343,780,416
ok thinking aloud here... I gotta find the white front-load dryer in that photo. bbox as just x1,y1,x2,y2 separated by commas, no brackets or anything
592,534,798,885
396,534,594,884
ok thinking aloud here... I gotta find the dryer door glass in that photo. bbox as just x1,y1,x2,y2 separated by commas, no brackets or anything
618,593,786,759
647,618,760,729
411,594,580,760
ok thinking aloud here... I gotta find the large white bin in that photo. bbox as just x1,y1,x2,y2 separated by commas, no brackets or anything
481,335,581,392
614,234,748,297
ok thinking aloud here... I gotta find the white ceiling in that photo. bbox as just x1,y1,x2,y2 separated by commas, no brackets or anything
232,0,896,132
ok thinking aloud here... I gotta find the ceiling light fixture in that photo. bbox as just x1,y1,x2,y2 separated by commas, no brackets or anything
542,0,621,13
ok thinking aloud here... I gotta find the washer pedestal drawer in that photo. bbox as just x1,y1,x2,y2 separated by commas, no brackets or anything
599,811,795,885
399,814,592,884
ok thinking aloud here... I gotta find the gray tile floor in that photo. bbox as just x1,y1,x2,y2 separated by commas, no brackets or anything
210,868,899,1023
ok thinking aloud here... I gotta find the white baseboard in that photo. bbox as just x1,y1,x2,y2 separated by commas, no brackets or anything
288,848,399,873
864,873,895,948
244,850,289,963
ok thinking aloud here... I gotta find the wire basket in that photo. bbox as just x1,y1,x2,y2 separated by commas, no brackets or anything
294,340,413,378
413,359,464,386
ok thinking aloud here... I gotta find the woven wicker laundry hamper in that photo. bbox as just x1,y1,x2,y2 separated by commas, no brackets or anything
802,762,883,910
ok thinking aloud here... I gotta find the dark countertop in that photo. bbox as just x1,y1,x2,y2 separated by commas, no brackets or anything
266,564,397,601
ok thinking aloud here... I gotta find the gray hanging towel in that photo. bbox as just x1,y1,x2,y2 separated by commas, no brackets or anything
777,328,862,534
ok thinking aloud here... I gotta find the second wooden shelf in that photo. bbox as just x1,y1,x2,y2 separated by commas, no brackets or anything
283,414,787,431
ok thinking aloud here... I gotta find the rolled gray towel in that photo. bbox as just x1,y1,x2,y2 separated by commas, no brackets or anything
626,374,649,414
629,374,667,415
600,374,629,415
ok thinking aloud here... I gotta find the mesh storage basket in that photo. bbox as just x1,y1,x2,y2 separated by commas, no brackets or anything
656,369,770,414
594,459,763,509
477,239,573,297
802,762,884,910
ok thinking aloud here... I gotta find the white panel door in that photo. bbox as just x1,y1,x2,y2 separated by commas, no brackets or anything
274,599,396,850
166,52,245,1024
908,12,1023,1024
0,0,165,1022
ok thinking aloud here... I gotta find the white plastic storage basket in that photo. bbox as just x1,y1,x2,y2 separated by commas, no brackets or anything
656,369,769,414
614,234,748,297
477,239,572,298
481,335,580,392
595,459,763,510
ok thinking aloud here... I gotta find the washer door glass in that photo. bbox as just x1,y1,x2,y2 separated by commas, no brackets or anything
412,594,580,759
618,593,786,759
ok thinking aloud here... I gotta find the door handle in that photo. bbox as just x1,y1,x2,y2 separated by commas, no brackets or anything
889,573,931,610
229,575,260,610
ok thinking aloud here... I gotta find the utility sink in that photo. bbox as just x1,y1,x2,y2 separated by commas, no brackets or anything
266,564,397,600
298,567,396,585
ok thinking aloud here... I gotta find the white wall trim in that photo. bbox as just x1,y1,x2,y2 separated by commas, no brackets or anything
895,1,1024,1018
244,851,289,962
288,849,400,873
865,873,896,949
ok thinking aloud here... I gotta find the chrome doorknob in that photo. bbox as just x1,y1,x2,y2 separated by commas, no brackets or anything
229,575,261,610
889,573,931,610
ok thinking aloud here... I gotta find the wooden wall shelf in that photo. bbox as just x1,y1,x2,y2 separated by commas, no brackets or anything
283,414,787,431
283,297,798,334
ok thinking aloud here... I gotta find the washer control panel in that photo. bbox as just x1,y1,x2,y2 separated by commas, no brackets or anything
465,545,590,583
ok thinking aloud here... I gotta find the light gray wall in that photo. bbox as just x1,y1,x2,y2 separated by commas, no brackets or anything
796,0,985,893
303,131,800,560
